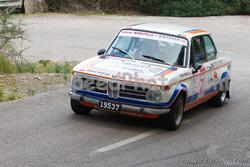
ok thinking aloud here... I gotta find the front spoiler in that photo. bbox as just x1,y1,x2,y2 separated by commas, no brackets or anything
69,91,170,117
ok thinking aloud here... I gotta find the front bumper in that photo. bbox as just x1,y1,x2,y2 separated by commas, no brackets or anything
69,91,170,118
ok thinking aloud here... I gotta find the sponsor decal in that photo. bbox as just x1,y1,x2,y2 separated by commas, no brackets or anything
86,69,110,76
214,71,218,79
207,60,224,70
120,30,188,46
199,66,206,73
198,74,206,98
180,72,190,78
189,79,199,95
91,58,168,78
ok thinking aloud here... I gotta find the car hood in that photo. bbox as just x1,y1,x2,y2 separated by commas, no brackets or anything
73,56,179,86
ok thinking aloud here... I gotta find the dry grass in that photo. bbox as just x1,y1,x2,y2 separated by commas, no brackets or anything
0,73,70,102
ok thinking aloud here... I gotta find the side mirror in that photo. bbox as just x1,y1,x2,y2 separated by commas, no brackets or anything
192,63,202,74
97,49,106,56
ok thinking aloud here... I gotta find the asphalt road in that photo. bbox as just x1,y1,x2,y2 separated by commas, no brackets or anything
1,15,250,167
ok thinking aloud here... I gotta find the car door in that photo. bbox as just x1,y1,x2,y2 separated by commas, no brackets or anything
202,35,221,95
193,36,208,98
190,35,218,100
186,36,210,108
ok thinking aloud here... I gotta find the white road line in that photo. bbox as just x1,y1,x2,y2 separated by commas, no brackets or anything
94,129,162,153
93,119,191,154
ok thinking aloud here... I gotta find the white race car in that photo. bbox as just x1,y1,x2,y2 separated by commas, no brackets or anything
69,23,231,130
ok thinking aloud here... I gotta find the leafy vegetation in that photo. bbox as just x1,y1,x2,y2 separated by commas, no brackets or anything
138,0,250,16
0,9,74,75
44,0,250,16
0,56,75,75
0,54,15,74
0,9,26,59
0,88,3,101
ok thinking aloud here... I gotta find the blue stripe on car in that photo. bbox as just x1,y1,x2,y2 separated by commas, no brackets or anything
205,84,220,96
187,93,199,103
187,84,220,103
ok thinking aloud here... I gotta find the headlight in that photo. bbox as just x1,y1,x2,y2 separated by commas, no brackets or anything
71,75,83,90
146,89,162,102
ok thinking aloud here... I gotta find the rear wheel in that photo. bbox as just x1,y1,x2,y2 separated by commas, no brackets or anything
210,90,227,107
70,99,92,115
210,81,230,107
159,96,185,130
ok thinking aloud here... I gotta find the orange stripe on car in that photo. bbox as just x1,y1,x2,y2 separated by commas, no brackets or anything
119,111,159,119
159,70,174,78
188,29,208,34
185,91,219,111
80,101,98,108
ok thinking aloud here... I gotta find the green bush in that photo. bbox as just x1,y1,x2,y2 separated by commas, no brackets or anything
0,88,3,100
139,0,233,16
45,0,138,13
38,60,51,67
54,63,62,73
44,0,250,16
16,61,37,74
0,55,15,74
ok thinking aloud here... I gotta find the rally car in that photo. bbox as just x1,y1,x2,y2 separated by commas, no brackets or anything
69,23,231,130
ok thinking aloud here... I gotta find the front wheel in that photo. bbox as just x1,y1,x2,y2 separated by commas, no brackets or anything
70,99,92,115
158,96,185,130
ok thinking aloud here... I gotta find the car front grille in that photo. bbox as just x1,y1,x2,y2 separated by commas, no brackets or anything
80,76,148,100
120,85,148,100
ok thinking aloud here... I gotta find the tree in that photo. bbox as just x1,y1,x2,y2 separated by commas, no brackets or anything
24,0,47,14
0,9,26,61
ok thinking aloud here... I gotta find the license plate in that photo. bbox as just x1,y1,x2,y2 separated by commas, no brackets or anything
99,100,121,112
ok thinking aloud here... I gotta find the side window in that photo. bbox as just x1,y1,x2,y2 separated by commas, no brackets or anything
190,36,206,66
203,35,217,61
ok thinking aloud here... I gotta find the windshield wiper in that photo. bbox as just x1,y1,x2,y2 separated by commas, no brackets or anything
142,55,172,65
112,47,134,59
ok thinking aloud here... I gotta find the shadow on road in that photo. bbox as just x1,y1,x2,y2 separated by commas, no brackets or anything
66,101,228,131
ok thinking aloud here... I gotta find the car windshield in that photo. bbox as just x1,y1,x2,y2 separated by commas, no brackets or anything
106,30,188,67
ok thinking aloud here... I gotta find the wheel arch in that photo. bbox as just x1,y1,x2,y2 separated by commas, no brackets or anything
220,71,231,91
178,90,187,105
174,83,188,106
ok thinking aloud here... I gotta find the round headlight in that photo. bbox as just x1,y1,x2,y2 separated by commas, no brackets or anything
146,89,162,102
72,75,83,90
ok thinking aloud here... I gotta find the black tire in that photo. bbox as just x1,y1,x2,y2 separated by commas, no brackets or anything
70,99,92,115
209,90,227,107
158,96,185,130
209,82,230,107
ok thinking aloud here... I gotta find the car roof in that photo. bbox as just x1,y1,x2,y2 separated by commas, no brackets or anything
128,23,209,38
